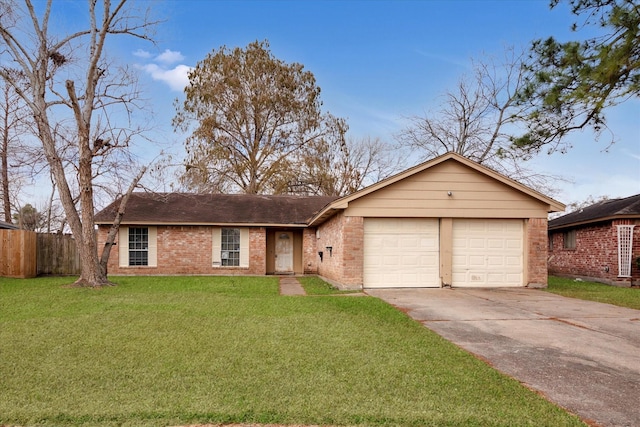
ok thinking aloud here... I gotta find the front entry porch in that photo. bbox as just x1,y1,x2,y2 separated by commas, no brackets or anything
266,229,304,275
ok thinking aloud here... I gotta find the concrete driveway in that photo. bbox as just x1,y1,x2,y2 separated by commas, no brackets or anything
366,288,640,427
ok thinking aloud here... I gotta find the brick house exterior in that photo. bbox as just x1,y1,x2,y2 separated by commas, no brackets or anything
314,212,364,288
548,195,640,287
527,217,550,286
95,194,335,277
96,153,563,289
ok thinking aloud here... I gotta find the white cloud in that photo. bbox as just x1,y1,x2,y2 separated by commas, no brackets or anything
133,49,152,59
134,48,191,92
156,49,185,65
139,63,192,92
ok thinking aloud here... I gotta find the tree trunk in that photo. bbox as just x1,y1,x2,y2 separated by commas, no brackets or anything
1,120,10,223
99,166,147,276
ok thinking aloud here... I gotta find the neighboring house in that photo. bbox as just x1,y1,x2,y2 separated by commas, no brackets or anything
548,194,640,287
0,220,18,230
95,153,564,289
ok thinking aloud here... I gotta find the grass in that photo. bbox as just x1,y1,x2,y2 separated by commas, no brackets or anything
0,276,585,427
546,276,640,310
297,276,361,295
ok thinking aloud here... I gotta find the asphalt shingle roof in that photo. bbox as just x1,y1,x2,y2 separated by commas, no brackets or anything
94,192,339,225
548,194,640,230
0,220,18,229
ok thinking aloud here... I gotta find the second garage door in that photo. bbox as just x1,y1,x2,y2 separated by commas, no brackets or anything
452,219,524,287
363,218,440,288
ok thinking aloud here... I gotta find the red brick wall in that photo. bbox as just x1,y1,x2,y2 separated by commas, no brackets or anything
302,228,318,274
98,225,266,276
316,213,343,283
343,216,364,286
316,212,364,289
527,217,548,287
249,227,267,274
548,219,640,286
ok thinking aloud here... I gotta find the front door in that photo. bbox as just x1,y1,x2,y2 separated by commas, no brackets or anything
275,232,294,273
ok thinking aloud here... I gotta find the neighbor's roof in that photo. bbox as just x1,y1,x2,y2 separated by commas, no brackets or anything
548,194,640,230
0,220,18,230
94,193,338,226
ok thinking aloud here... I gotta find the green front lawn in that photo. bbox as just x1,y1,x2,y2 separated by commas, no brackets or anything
546,276,640,310
297,276,361,295
0,276,584,427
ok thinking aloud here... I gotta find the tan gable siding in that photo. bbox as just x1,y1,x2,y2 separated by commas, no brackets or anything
344,159,549,219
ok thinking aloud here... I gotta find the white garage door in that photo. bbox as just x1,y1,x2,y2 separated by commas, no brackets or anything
363,218,440,288
452,219,523,287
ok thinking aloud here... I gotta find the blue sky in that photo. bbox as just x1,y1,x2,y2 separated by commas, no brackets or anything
40,0,640,206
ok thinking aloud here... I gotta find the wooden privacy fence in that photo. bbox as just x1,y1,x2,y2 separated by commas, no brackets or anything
0,231,81,278
0,229,37,278
36,233,81,276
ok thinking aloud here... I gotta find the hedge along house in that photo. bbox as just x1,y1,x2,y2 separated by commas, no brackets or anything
95,153,564,289
548,194,640,287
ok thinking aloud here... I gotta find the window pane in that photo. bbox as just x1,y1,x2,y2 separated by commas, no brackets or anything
221,228,240,266
129,227,149,266
563,230,576,250
129,251,148,266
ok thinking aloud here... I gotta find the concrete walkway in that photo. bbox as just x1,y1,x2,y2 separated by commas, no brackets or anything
278,276,306,296
366,287,640,427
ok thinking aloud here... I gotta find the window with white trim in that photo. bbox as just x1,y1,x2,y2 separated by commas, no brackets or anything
118,226,157,268
221,228,241,266
128,227,149,266
212,227,249,268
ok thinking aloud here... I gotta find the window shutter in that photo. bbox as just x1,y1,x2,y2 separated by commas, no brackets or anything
119,227,129,267
212,227,221,266
240,228,249,268
148,227,157,267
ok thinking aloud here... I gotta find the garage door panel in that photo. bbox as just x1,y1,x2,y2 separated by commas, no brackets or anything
420,238,438,250
453,219,523,287
487,256,507,266
487,239,505,249
470,238,486,249
506,256,521,266
399,236,419,249
401,254,419,267
364,218,439,288
469,255,485,266
506,239,522,249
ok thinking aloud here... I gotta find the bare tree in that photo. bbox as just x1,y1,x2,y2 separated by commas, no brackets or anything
288,136,403,196
0,70,32,223
0,0,157,286
397,48,564,194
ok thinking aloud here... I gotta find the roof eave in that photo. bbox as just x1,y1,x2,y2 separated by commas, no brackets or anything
548,214,640,231
95,221,309,228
